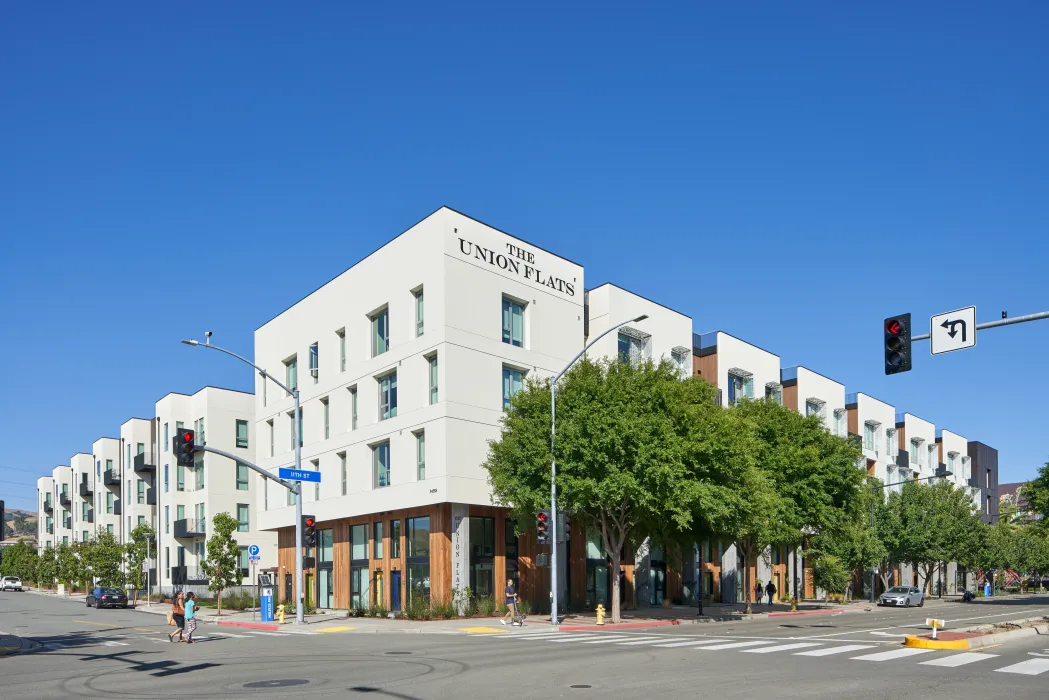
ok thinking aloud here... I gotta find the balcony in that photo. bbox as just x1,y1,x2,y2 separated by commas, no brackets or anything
113,501,122,516
59,492,71,507
146,487,156,505
43,499,53,514
85,510,94,523
79,481,93,498
170,566,209,585
133,452,156,474
103,468,121,487
174,518,207,539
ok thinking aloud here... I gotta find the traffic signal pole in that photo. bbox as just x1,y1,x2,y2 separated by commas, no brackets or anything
181,337,306,625
909,310,1049,341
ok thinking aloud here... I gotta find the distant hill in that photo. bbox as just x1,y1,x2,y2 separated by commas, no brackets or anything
3,509,38,539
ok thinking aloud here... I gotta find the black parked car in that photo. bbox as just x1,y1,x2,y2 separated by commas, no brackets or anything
86,586,128,609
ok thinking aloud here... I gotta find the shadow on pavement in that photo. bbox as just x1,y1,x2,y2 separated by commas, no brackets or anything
350,687,423,699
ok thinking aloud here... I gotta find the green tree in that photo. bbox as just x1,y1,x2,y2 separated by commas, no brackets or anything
484,358,755,623
37,545,58,589
202,512,242,616
730,398,864,610
0,541,39,584
808,479,887,600
811,553,850,599
1023,459,1049,522
56,542,85,589
86,528,125,588
125,523,157,605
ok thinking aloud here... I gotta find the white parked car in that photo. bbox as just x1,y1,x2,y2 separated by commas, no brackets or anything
878,585,924,607
0,576,24,591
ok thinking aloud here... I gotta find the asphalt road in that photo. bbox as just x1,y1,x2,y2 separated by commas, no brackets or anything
3,591,1048,699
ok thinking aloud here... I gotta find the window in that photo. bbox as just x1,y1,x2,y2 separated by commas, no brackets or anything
195,417,206,446
671,349,689,378
285,355,298,393
805,399,823,418
138,515,145,527
414,288,424,336
137,479,145,504
833,409,846,437
164,423,169,450
82,531,88,542
106,458,113,472
311,458,320,500
727,371,753,405
374,521,384,559
164,464,169,492
378,372,397,420
390,519,401,559
267,420,274,457
106,492,114,514
929,445,937,470
288,410,302,448
886,428,897,457
137,442,145,456
287,488,297,506
319,529,334,563
371,308,389,357
165,506,169,534
416,431,426,480
351,524,368,561
177,464,185,491
766,384,783,405
863,424,875,451
236,464,249,491
127,480,131,505
373,441,391,488
236,420,249,448
426,355,439,404
321,397,330,439
502,297,524,347
407,516,430,557
238,547,249,572
911,439,920,465
309,342,319,383
502,366,524,409
337,329,346,372
177,505,185,521
348,387,358,430
237,504,249,532
339,452,347,496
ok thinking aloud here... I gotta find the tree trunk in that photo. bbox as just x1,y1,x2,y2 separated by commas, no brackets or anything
218,590,223,617
742,540,753,614
610,550,622,624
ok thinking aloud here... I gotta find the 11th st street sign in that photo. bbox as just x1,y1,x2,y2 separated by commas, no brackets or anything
930,306,977,355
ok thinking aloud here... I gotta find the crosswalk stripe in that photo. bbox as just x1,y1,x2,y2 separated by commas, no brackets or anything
653,639,731,648
549,634,606,643
245,631,290,637
919,652,998,668
742,642,823,654
581,636,650,644
851,648,934,661
498,633,566,640
209,632,253,639
617,637,690,646
695,640,777,651
794,644,875,657
994,659,1049,676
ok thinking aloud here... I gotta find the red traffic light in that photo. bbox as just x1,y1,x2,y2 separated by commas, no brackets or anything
305,517,315,528
537,512,548,522
181,432,194,443
885,320,902,335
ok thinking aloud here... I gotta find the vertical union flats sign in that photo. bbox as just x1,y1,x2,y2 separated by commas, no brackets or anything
455,237,577,297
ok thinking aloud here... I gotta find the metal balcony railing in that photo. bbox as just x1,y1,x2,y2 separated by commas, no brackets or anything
133,452,156,474
146,487,156,505
59,492,71,507
174,518,207,539
79,481,93,498
170,566,209,585
103,468,121,487
43,499,53,513
113,501,122,516
85,510,94,523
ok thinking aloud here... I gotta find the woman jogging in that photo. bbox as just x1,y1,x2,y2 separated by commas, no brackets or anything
183,592,198,643
168,591,185,643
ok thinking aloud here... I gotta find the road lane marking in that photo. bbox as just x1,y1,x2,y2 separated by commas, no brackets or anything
245,631,290,637
72,620,119,628
581,636,649,644
919,652,998,668
796,608,1049,640
617,637,690,646
653,639,731,648
742,642,823,654
795,644,875,656
548,634,605,643
696,641,777,651
994,659,1049,676
851,648,935,661
491,632,569,640
210,632,253,638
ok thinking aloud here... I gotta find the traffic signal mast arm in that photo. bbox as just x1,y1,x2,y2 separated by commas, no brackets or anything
191,444,302,497
910,309,1049,341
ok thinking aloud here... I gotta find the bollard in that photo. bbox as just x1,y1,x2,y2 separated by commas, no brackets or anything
790,597,798,612
596,603,605,626
277,604,286,625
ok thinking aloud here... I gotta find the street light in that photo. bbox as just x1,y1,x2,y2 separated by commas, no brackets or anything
868,467,952,603
181,336,306,625
549,313,648,626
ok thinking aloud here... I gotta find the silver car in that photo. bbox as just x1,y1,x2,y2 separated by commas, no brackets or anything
878,585,924,607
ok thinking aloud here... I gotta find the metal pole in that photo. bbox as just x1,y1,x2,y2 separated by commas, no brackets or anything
911,310,1049,341
550,384,558,627
870,485,876,604
293,389,304,625
697,543,704,616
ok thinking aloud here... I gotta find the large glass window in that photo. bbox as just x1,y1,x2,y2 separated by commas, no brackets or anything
416,431,426,480
502,366,524,410
911,439,920,465
502,297,524,347
177,464,185,491
428,355,438,405
767,384,783,405
318,529,334,563
268,420,274,456
390,519,401,559
374,521,384,559
407,516,431,604
371,308,389,357
407,517,430,558
805,400,823,418
378,372,397,420
373,441,391,488
194,456,204,491
236,420,249,448
351,524,368,561
237,504,249,532
165,506,169,534
727,372,752,404
237,464,249,491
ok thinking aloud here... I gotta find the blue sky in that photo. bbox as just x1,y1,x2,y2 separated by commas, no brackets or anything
2,2,1047,511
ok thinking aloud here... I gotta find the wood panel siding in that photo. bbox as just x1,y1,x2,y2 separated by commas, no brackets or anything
847,407,858,436
692,352,718,386
782,383,798,412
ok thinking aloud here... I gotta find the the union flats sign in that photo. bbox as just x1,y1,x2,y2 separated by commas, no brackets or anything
456,237,577,297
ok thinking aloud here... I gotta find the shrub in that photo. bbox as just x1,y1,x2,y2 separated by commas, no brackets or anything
517,599,533,616
374,604,389,619
475,596,496,617
403,595,428,620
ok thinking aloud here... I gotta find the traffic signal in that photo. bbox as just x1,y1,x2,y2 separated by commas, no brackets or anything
884,313,912,375
301,514,317,548
173,429,196,467
536,510,551,545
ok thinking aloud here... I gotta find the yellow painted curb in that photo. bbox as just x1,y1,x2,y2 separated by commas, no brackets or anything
459,627,507,634
904,634,970,650
315,626,355,633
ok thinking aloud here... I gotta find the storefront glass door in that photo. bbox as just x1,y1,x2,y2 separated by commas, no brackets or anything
318,569,332,609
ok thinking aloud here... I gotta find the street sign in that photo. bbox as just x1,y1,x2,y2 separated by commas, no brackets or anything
930,306,976,355
278,467,321,482
248,544,260,557
250,555,260,564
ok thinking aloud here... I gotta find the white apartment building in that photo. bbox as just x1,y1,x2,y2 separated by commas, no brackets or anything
90,439,121,542
51,464,75,546
896,412,939,480
254,207,688,612
155,386,271,593
846,393,898,487
36,476,55,549
692,331,782,408
781,366,847,438
937,429,973,494
68,452,96,544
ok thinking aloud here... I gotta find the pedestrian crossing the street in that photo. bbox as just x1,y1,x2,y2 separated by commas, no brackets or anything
474,630,1049,676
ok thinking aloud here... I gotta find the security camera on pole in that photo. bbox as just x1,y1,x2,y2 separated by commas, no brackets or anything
181,335,306,625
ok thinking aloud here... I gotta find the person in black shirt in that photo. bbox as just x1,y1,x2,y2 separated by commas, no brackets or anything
500,578,519,625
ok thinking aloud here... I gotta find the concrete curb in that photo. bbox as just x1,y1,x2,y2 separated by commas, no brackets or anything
904,635,971,650
906,621,1049,650
217,621,280,631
